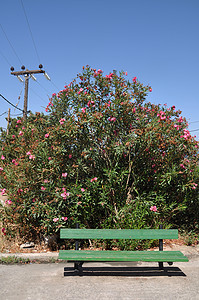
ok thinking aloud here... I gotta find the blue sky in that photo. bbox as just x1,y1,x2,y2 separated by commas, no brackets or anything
0,0,199,139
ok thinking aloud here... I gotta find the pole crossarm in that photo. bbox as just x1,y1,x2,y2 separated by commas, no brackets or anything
11,69,45,76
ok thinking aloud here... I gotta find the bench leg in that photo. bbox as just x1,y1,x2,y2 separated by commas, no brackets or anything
74,261,84,272
158,262,164,270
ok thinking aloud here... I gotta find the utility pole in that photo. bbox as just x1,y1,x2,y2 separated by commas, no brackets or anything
7,108,10,135
23,74,29,120
10,64,50,121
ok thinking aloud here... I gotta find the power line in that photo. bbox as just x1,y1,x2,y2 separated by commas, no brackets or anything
13,83,25,112
36,80,51,95
20,1,59,94
0,111,7,117
10,112,23,116
29,86,48,104
0,23,23,65
20,0,41,64
50,80,60,91
0,93,25,112
189,121,199,124
0,50,12,66
190,128,199,132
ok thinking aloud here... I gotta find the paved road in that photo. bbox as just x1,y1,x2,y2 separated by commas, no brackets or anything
0,255,198,300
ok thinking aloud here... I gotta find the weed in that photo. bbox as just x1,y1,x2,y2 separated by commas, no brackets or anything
0,256,30,264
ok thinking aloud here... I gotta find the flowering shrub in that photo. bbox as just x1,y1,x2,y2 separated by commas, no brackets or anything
0,66,198,246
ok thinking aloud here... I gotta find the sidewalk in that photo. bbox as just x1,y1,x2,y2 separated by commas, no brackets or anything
0,247,199,300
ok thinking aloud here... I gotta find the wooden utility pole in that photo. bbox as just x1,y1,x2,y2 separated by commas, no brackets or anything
10,66,45,121
24,74,29,120
7,108,10,135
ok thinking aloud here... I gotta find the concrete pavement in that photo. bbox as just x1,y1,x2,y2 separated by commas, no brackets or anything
0,245,198,300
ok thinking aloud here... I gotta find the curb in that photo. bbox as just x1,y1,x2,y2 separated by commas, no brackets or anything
0,252,59,263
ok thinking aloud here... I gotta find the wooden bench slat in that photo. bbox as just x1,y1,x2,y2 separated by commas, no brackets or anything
59,250,188,262
60,229,178,240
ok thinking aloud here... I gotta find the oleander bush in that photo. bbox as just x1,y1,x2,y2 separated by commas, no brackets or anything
0,66,198,248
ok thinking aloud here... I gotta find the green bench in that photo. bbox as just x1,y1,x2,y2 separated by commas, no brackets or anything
59,225,188,273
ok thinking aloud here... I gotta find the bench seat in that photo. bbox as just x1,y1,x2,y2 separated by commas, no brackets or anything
59,249,188,262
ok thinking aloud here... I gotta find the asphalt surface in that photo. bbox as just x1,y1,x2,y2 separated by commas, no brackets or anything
0,245,198,300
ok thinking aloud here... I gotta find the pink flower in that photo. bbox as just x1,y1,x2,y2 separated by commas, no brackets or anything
97,69,103,74
180,164,186,169
1,227,5,233
12,159,19,166
53,218,59,222
0,167,3,171
41,186,46,191
149,87,152,92
180,128,191,140
192,183,197,190
7,200,12,205
59,118,66,125
1,188,6,195
108,117,116,122
69,154,72,159
26,151,31,155
91,177,97,182
132,76,137,83
1,155,5,160
62,172,68,177
177,116,183,123
78,88,83,94
61,191,70,199
29,155,35,160
150,206,157,212
61,217,68,221
44,179,49,183
48,157,52,160
12,135,15,138
106,73,114,79
19,131,23,136
160,115,166,120
17,120,22,124
45,133,49,138
81,188,85,192
174,124,180,130
171,105,175,110
81,107,86,113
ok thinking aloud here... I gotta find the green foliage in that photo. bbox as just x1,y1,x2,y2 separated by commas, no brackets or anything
0,66,198,249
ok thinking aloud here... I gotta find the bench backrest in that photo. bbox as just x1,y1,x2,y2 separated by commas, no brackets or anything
60,229,178,240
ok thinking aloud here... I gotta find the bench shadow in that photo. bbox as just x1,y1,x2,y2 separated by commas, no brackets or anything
64,266,186,277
